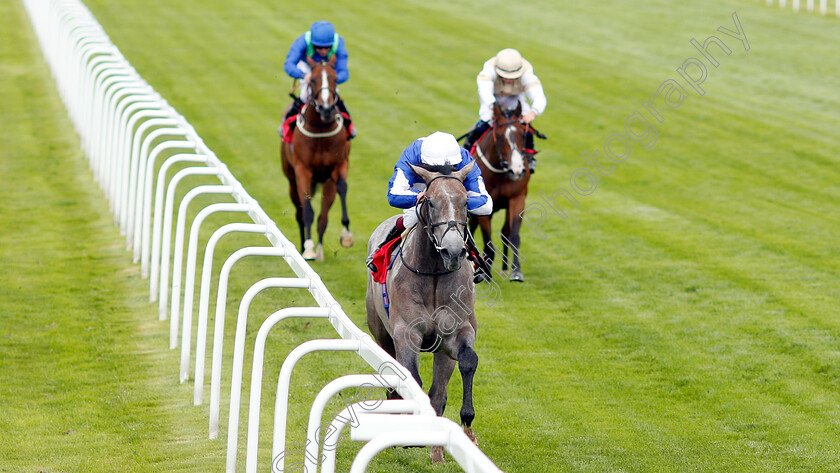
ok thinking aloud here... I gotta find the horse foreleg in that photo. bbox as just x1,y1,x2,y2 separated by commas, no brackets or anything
477,215,495,269
392,325,423,388
500,219,512,273
455,327,478,444
507,195,527,282
316,179,337,262
287,183,305,251
428,352,456,464
293,167,316,260
281,143,305,250
429,352,455,416
336,173,353,247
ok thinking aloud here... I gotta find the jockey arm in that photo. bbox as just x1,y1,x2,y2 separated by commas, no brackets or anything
387,141,425,209
333,38,350,84
476,60,497,122
283,35,309,80
522,73,547,120
461,150,493,216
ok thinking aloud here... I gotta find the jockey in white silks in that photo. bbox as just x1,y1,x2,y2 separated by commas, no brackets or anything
461,48,547,173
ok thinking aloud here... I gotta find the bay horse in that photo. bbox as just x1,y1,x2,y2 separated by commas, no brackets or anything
281,55,353,261
469,103,530,281
365,162,479,463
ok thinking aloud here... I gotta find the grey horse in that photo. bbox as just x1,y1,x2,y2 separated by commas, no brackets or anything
366,162,480,463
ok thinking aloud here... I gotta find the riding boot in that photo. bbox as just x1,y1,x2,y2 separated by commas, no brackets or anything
527,153,536,175
336,97,356,139
337,97,351,118
462,121,490,151
472,264,488,284
525,130,536,174
284,97,303,121
366,217,405,272
466,239,491,284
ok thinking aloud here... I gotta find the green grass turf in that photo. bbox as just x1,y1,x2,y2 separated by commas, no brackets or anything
3,0,840,471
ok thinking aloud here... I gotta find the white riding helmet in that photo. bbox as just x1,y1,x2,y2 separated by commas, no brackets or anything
494,48,525,79
420,132,463,166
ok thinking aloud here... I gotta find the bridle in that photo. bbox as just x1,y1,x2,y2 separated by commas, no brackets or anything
399,175,470,276
296,62,343,137
309,63,339,116
475,116,526,175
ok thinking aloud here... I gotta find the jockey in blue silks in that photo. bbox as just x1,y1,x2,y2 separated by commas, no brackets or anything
283,21,354,135
367,132,493,279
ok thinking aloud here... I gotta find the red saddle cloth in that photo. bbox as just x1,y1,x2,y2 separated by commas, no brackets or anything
281,112,355,144
371,237,402,284
281,115,297,144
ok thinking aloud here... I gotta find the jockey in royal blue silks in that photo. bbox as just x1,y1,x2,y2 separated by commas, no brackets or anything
282,20,354,136
366,132,493,281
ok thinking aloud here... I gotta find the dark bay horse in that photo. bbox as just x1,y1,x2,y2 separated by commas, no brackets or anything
366,162,479,463
470,103,530,281
281,55,353,260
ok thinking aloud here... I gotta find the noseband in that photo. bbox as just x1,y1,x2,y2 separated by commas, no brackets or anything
417,175,469,249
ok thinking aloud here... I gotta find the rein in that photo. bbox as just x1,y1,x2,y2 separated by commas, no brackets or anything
476,119,524,174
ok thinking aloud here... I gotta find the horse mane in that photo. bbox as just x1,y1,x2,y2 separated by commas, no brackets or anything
417,162,457,175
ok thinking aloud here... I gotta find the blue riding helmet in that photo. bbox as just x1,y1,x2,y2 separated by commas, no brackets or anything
310,21,336,47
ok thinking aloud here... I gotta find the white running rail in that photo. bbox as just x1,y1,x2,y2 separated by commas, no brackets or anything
758,0,840,16
22,1,504,472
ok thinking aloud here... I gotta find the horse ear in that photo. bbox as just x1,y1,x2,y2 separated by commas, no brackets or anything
329,54,337,66
514,101,522,117
493,103,502,120
306,56,317,68
453,160,475,181
409,163,434,184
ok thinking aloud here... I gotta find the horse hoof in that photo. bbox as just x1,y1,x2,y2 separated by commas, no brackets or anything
315,243,324,262
302,240,316,260
510,270,524,282
430,446,445,464
340,228,354,248
463,426,478,446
